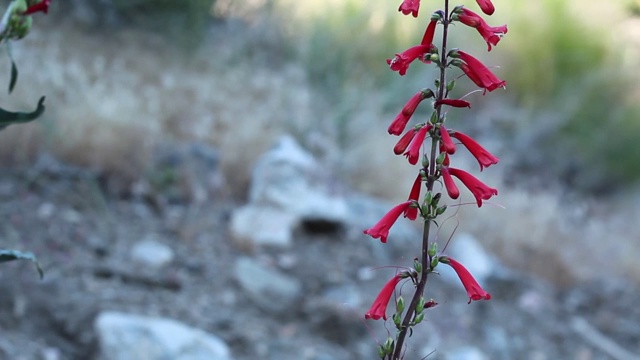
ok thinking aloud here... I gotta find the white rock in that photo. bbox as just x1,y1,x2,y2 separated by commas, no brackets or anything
231,136,350,248
130,238,175,268
95,312,232,360
229,205,297,247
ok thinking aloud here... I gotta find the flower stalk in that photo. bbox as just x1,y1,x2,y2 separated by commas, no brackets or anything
362,0,507,358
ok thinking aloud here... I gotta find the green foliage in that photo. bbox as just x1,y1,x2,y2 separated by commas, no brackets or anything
110,0,215,47
502,0,640,193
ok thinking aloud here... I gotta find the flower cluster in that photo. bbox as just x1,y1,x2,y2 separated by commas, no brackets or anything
362,1,506,358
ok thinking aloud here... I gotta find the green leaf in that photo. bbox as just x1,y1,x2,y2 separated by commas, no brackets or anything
0,96,45,131
0,249,44,279
9,59,17,94
6,42,18,94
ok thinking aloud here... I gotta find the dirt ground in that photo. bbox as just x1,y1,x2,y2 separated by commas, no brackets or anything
1,164,639,360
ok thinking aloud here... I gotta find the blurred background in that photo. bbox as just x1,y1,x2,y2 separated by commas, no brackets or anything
1,0,640,359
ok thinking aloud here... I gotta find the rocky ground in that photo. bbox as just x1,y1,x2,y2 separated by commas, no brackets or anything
0,138,639,360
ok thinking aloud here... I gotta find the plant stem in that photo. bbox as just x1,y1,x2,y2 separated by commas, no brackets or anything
391,1,450,358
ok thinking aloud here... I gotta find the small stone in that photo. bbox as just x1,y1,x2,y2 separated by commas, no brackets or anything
130,238,175,268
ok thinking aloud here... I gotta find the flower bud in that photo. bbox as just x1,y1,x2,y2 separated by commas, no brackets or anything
378,345,386,359
436,151,447,165
424,191,433,206
430,256,439,269
432,193,442,206
436,205,447,215
396,297,405,313
446,80,456,92
428,242,438,257
414,258,422,273
414,313,425,325
392,313,402,327
416,296,426,313
421,154,430,168
384,337,395,354
429,111,439,124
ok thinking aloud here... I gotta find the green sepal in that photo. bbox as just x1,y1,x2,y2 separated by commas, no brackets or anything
0,249,43,279
436,205,447,215
0,96,45,131
414,312,425,325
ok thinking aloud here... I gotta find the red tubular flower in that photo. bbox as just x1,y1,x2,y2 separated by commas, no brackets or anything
457,8,507,51
398,0,421,18
365,274,402,320
475,0,495,16
440,167,460,200
457,51,506,92
24,0,51,15
439,125,456,155
364,201,412,243
394,128,418,155
442,257,491,303
387,45,432,76
388,91,429,135
421,19,437,46
435,99,471,108
403,124,431,165
448,167,498,207
404,174,422,220
452,131,499,171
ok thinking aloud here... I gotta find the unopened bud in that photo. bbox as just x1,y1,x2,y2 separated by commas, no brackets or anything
446,80,456,92
414,258,422,273
396,297,405,313
392,313,402,328
421,154,430,169
432,193,442,206
384,337,395,354
436,205,447,215
430,111,439,124
416,296,426,313
419,168,428,180
414,313,425,325
378,345,386,359
436,152,447,165
430,256,439,269
428,242,438,257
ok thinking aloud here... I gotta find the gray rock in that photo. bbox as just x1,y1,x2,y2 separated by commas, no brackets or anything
234,257,302,314
130,238,175,268
231,136,349,247
94,312,232,360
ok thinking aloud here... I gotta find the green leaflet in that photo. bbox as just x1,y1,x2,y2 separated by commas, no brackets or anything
0,95,45,131
0,249,44,279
